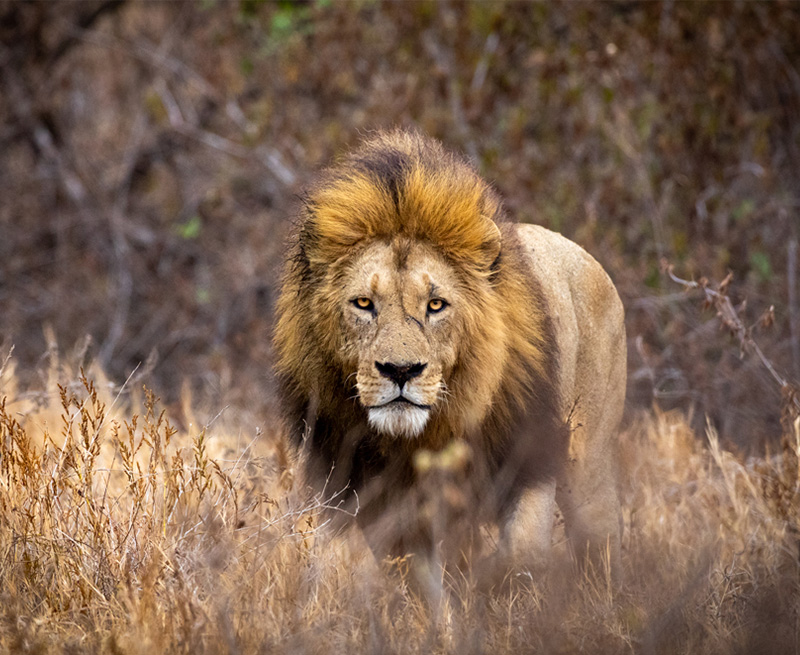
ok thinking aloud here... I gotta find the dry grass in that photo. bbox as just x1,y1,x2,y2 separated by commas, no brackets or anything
1,356,799,654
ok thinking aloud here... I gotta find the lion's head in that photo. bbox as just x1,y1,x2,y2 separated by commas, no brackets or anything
275,130,551,452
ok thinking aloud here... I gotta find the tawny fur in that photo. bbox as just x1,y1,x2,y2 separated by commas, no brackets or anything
274,129,626,577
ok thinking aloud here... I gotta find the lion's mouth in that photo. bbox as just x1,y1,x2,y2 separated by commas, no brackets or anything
366,398,431,438
368,396,432,410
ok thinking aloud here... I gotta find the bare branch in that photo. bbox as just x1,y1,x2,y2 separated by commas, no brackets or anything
154,80,296,186
470,32,499,96
0,43,89,205
665,262,800,417
0,345,14,386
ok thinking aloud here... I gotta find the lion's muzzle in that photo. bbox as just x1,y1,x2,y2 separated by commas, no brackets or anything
358,359,442,438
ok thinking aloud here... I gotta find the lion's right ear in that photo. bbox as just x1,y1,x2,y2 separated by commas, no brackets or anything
290,216,325,285
295,205,333,279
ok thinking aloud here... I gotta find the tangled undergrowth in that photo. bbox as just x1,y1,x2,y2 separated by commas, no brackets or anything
1,357,799,654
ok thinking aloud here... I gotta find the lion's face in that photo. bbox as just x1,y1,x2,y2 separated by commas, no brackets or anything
338,238,465,438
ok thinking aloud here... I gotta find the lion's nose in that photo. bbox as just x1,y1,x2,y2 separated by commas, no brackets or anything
375,361,427,389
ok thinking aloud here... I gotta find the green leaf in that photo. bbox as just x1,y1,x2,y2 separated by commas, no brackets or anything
749,250,772,282
271,10,294,37
176,215,202,240
196,287,212,305
732,199,756,222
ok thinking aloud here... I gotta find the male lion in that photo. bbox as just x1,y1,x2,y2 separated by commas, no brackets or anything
274,130,626,581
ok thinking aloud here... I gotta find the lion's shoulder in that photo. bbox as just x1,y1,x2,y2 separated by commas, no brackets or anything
514,223,626,417
516,223,623,328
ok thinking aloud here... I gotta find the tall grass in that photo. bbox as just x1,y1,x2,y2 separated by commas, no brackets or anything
1,359,798,654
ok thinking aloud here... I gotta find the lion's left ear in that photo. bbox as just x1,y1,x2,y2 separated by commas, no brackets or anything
479,218,502,272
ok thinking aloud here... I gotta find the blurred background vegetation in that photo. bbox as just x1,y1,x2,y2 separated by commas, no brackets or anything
1,0,798,450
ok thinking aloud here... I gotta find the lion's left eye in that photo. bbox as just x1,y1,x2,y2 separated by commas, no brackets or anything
427,298,447,313
353,297,374,311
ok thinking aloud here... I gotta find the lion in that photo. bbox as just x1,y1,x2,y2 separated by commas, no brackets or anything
274,130,626,583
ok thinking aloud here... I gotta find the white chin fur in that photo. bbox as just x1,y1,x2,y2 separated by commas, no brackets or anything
368,405,430,438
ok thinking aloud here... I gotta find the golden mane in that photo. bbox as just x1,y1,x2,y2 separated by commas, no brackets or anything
300,130,504,275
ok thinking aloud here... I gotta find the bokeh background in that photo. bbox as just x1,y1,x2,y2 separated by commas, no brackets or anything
2,0,798,449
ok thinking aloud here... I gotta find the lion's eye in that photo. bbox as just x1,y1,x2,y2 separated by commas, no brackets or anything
427,298,447,313
353,297,374,311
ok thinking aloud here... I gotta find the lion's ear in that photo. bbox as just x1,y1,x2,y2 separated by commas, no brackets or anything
479,218,502,272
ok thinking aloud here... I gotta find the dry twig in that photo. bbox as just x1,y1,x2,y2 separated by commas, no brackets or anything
664,261,800,418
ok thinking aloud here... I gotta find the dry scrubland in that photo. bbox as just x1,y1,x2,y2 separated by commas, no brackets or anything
1,353,799,655
2,3,800,653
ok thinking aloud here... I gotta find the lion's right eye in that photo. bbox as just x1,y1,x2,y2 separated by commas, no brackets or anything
427,298,446,313
353,297,374,311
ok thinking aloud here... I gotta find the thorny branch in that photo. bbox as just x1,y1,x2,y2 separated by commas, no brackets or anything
664,260,800,417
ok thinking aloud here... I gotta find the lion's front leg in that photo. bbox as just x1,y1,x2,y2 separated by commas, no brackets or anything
556,455,622,581
498,477,558,574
